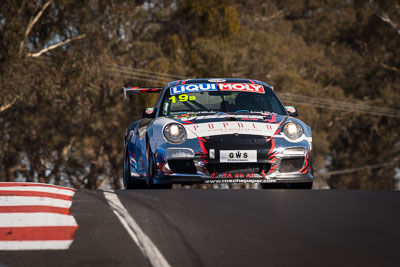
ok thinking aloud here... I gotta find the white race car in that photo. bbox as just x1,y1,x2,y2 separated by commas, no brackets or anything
123,78,313,189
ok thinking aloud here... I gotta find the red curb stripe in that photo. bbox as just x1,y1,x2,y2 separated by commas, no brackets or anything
0,191,72,201
0,226,78,241
0,183,74,192
0,206,70,215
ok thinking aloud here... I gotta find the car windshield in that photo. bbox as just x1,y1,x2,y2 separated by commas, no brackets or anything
160,83,287,116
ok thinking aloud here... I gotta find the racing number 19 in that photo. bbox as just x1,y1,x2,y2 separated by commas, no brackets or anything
169,94,196,103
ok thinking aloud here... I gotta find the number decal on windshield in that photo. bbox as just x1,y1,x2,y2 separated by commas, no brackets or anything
169,94,196,103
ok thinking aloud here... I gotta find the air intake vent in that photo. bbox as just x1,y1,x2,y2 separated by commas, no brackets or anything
168,160,197,174
206,163,271,175
279,158,304,173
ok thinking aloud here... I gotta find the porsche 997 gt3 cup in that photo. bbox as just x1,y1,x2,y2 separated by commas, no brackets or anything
123,79,313,189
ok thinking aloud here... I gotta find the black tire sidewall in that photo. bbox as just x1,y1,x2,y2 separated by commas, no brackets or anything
146,146,155,186
124,145,146,189
123,146,133,189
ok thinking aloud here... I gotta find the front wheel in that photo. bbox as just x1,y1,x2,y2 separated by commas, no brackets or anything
123,146,146,189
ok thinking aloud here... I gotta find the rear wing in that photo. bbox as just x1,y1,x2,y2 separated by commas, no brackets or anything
123,87,163,99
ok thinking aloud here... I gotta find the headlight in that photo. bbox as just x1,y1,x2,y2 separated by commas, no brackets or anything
163,123,186,144
283,122,303,140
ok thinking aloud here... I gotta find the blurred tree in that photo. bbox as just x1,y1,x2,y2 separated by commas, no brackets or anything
0,0,160,188
277,0,400,188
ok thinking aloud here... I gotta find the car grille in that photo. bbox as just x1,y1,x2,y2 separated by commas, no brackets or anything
206,163,271,175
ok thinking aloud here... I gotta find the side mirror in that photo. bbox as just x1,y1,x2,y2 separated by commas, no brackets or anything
142,107,157,119
285,106,299,117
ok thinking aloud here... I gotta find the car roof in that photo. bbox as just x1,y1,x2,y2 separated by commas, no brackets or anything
165,78,273,89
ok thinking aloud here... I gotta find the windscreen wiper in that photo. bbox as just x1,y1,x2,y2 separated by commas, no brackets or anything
216,85,229,112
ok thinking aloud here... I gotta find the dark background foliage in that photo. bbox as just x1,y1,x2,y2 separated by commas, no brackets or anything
1,0,399,189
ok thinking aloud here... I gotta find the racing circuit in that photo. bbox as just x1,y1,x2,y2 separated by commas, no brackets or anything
1,183,400,267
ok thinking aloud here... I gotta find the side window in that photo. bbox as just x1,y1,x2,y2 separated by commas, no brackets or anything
270,99,282,113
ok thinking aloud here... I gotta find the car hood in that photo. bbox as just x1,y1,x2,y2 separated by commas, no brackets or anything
167,113,287,138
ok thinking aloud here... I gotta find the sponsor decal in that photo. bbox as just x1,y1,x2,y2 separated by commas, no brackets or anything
182,114,267,121
173,113,191,119
184,121,279,137
285,106,296,113
220,150,257,163
145,108,155,114
208,79,226,83
204,179,276,184
209,149,215,159
223,173,255,178
170,83,265,95
170,83,218,95
218,83,264,93
169,94,196,103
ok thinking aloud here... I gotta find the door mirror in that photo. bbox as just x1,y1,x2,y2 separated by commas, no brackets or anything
285,106,299,117
142,107,157,119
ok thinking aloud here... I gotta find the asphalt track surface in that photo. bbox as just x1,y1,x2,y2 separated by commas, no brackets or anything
1,189,400,267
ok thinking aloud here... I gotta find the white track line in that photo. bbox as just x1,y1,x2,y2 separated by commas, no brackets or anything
0,196,72,208
0,240,73,250
0,213,77,227
0,186,74,196
103,190,171,267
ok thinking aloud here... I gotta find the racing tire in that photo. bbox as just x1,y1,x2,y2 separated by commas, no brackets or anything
123,146,146,189
147,147,172,189
261,182,313,189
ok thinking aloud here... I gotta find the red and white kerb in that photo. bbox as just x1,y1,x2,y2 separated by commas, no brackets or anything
0,182,78,250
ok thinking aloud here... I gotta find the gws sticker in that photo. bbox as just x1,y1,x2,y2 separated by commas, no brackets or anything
220,150,257,163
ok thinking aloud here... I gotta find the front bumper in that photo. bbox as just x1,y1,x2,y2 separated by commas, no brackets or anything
153,172,313,185
152,136,314,185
